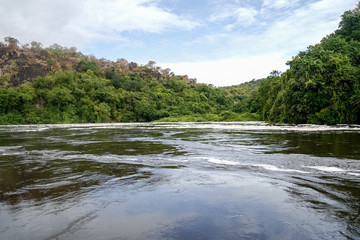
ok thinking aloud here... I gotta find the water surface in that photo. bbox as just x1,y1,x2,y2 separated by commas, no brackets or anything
0,122,359,239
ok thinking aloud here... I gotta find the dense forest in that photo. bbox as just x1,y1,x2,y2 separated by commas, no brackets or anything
1,4,359,125
0,37,259,124
259,3,360,124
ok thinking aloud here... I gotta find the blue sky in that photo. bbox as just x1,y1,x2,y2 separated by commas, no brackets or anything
0,0,358,86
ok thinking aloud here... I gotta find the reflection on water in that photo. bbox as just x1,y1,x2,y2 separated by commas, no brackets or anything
287,175,360,238
262,132,360,159
0,155,143,205
0,122,359,239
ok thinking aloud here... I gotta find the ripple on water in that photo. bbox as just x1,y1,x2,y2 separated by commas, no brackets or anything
0,123,359,239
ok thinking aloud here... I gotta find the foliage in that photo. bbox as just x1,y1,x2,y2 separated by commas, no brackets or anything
2,4,360,125
0,63,262,124
220,79,264,114
258,4,360,124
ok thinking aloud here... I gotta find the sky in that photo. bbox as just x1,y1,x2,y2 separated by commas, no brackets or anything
0,0,358,86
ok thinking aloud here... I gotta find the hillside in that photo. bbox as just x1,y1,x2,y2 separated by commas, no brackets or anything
220,79,265,114
258,4,360,124
3,4,358,125
0,39,259,124
0,38,195,87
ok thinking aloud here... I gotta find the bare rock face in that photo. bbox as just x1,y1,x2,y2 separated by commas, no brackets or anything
0,45,49,86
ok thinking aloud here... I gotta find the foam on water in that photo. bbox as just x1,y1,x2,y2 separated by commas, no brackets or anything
307,166,346,172
206,158,240,165
204,159,310,174
253,164,309,173
306,166,360,176
348,172,360,176
0,122,359,240
2,122,360,133
24,180,74,190
0,146,23,155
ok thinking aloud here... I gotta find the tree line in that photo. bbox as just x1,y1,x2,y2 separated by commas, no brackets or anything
1,3,359,125
258,3,360,124
0,40,259,124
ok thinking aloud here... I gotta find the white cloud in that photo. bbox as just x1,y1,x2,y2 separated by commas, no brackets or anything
259,0,356,52
194,0,357,59
0,0,199,47
162,0,358,86
161,53,289,87
209,7,259,27
262,0,299,9
234,8,259,26
0,0,85,46
0,0,358,87
82,0,199,34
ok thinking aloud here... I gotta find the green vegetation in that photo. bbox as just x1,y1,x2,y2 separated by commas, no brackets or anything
0,39,261,124
220,79,264,115
1,4,359,125
157,112,259,122
258,4,360,124
0,69,244,124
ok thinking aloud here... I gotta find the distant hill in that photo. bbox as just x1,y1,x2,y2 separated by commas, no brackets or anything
2,4,360,125
0,38,197,87
219,78,265,114
0,38,259,124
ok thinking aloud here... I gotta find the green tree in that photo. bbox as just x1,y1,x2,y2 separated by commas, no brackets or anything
259,4,360,124
94,102,111,123
47,86,74,110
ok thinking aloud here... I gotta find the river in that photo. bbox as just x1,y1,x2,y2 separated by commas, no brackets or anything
0,122,359,239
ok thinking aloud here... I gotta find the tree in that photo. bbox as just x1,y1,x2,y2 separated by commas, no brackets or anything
94,102,111,123
30,41,43,51
47,86,74,110
336,6,360,41
258,3,360,124
0,73,10,87
134,99,157,121
4,37,19,48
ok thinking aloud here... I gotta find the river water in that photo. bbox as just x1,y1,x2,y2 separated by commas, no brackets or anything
0,122,359,240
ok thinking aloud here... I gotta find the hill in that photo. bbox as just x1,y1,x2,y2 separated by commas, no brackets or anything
0,39,259,124
220,78,265,114
4,3,358,125
258,4,360,124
